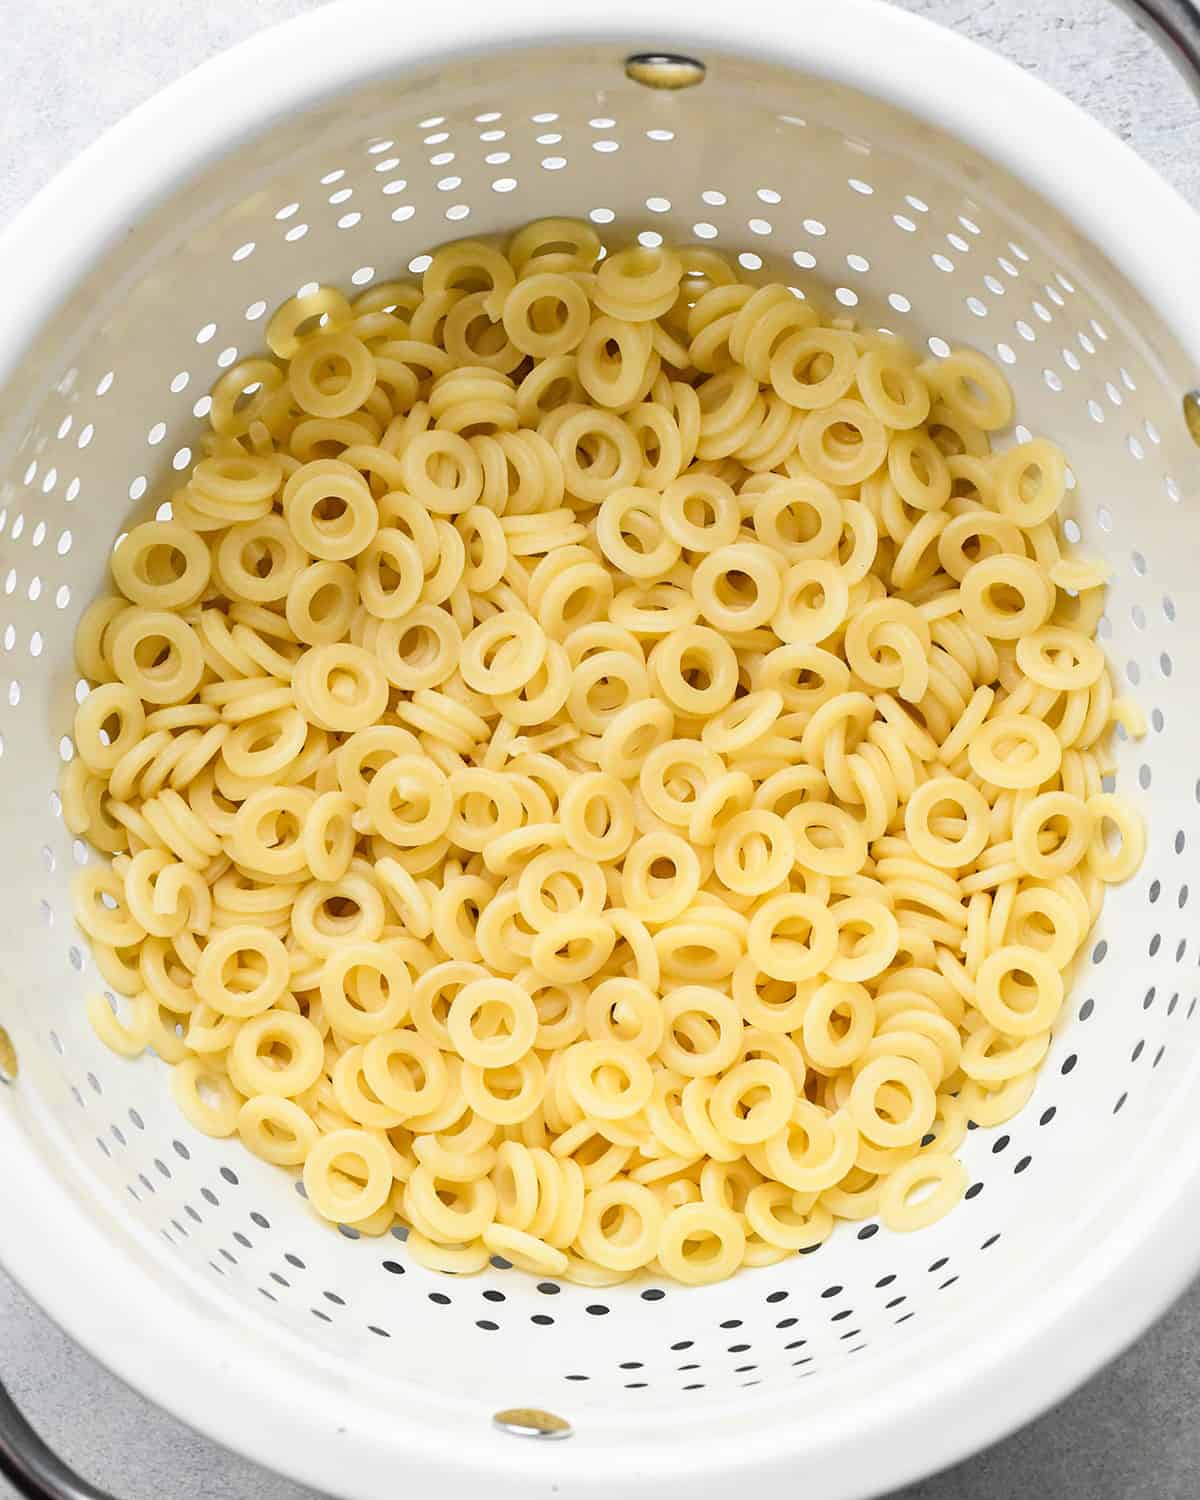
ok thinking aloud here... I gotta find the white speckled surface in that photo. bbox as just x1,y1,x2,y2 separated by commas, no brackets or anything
1,2,1198,1497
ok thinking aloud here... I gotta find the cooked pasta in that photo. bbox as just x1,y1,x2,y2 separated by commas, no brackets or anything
68,222,1143,1285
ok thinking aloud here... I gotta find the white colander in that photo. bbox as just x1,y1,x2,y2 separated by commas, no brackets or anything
1,2,1199,1497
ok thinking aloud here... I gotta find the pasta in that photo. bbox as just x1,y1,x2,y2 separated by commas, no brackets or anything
68,222,1143,1285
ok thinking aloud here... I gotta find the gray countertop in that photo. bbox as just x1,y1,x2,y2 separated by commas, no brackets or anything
2,2,1199,1497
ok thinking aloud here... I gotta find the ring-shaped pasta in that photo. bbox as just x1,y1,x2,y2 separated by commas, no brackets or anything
517,848,606,932
595,487,681,579
265,285,352,358
559,772,636,863
730,959,812,1034
112,522,212,610
967,714,1062,789
1004,883,1083,969
995,439,1067,527
769,327,858,409
191,453,281,516
502,272,591,358
283,460,379,561
584,976,664,1058
289,332,377,419
86,990,151,1058
424,238,516,318
446,768,525,852
626,400,685,490
303,791,357,882
447,976,538,1067
508,216,601,276
904,776,992,869
293,643,389,732
620,832,701,923
656,1201,746,1285
238,1096,319,1166
787,801,869,878
372,606,461,692
659,472,740,553
355,528,425,619
828,897,900,982
714,810,795,897
460,613,547,694
638,738,722,827
772,559,851,645
797,399,889,486
293,872,386,957
709,1059,796,1144
923,348,1014,432
747,892,838,981
304,1127,393,1223
745,1183,833,1251
229,784,313,875
1086,793,1145,883
702,692,783,758
460,1052,546,1126
195,925,289,1018
285,561,358,646
216,514,307,605
434,368,520,449
229,1010,324,1098
562,1040,654,1121
535,559,615,640
1013,791,1093,878
656,986,744,1077
575,1181,663,1271
319,941,412,1040
74,683,146,774
936,510,1025,582
654,913,746,983
481,1223,569,1276
553,406,645,504
849,1054,936,1148
1015,625,1105,691
888,430,951,511
408,961,485,1050
360,1033,447,1122
974,945,1065,1037
595,700,674,780
648,625,739,717
760,1101,858,1193
692,544,783,633
878,1151,967,1231
109,610,204,705
751,479,843,562
209,357,286,437
802,979,876,1069
844,598,932,701
400,430,484,515
856,347,931,430
563,648,645,736
171,1057,241,1138
960,555,1055,640
529,912,616,984
961,1025,1051,1086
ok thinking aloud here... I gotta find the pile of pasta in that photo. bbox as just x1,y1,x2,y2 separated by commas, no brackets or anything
63,219,1145,1286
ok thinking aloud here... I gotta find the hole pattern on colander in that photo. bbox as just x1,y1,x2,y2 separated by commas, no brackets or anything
0,66,1193,1411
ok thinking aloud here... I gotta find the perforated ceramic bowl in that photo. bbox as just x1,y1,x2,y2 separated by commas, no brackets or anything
1,3,1199,1498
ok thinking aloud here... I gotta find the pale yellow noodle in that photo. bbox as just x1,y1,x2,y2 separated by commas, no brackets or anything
66,223,1142,1286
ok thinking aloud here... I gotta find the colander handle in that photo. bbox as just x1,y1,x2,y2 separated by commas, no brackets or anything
1118,0,1200,92
0,1380,117,1500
